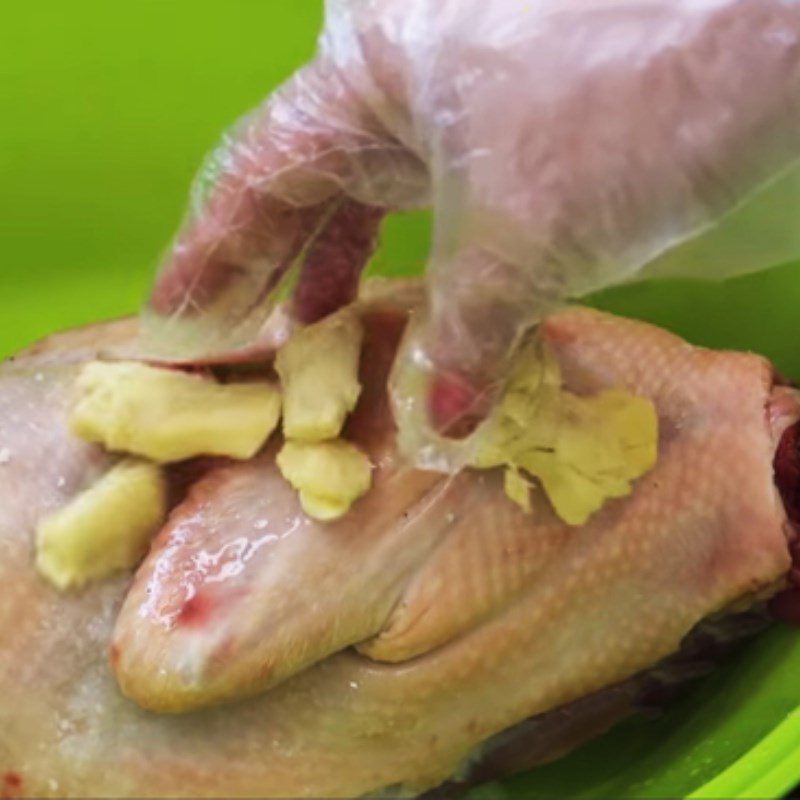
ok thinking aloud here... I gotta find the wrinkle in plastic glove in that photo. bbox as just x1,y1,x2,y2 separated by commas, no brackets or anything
144,0,800,472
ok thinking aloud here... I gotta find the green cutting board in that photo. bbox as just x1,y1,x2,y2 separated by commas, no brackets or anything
2,3,800,797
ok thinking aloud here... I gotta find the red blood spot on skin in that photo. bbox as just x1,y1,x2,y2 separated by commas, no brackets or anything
177,593,215,628
429,371,488,439
2,773,22,799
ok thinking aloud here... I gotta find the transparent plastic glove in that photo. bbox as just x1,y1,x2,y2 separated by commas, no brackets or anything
145,0,800,471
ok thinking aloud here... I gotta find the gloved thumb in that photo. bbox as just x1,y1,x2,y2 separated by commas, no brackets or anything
391,245,558,461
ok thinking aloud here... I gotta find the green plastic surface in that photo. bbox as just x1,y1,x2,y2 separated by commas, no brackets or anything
2,3,800,797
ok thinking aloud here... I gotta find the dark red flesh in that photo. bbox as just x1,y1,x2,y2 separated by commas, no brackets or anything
344,310,407,445
770,421,800,624
166,457,230,509
775,422,800,526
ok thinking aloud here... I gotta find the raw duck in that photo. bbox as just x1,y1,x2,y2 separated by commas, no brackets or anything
0,282,798,798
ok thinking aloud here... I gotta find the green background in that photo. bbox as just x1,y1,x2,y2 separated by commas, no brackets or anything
3,3,800,797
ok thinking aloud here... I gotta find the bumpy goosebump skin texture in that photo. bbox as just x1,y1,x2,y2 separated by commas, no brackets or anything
0,288,796,797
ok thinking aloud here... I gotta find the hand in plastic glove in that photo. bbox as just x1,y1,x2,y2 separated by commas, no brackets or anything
147,0,800,468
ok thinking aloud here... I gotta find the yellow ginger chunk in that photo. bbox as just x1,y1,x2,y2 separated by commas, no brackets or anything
275,310,363,441
36,460,166,590
70,362,281,462
504,468,533,514
277,439,372,521
476,340,658,526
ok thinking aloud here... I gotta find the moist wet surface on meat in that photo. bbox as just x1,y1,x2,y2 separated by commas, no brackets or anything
0,289,797,798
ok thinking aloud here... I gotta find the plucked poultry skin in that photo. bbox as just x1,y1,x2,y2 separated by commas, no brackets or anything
0,284,797,798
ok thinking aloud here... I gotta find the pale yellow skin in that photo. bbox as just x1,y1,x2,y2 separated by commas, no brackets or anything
0,290,795,797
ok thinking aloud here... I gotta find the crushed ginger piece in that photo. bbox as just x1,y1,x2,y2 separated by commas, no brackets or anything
275,309,363,442
277,439,372,521
36,459,166,590
70,361,281,463
475,340,658,525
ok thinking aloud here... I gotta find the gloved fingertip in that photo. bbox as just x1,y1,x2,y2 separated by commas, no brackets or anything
149,266,195,316
150,281,198,318
428,370,492,439
149,250,238,317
